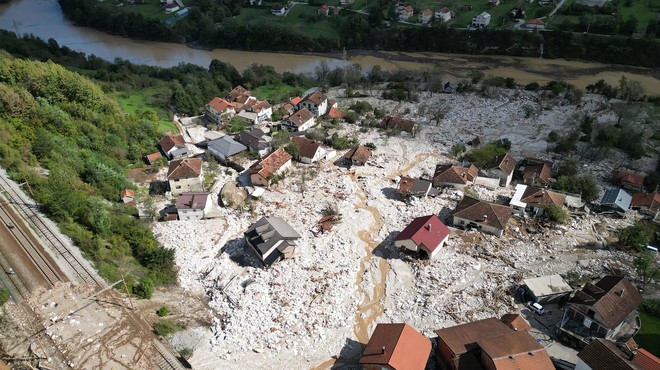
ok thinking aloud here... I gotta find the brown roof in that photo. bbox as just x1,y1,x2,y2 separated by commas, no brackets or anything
523,162,552,183
326,107,345,119
452,197,512,231
175,192,211,210
384,116,418,133
398,176,416,194
359,323,432,370
344,146,373,164
434,164,478,185
422,8,433,16
120,189,135,199
500,314,532,332
228,86,250,101
249,147,292,180
521,186,566,207
159,135,185,153
303,90,327,105
487,152,517,175
285,108,314,127
145,152,162,164
633,348,660,370
577,339,642,370
631,192,660,212
251,100,271,112
208,97,234,112
569,276,642,329
478,331,554,370
167,158,202,180
291,136,321,159
435,317,513,356
615,171,646,189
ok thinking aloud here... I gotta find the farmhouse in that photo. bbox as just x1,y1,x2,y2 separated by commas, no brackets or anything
344,145,373,166
291,136,328,164
159,134,187,159
614,170,646,192
521,160,553,187
167,158,203,196
631,192,660,214
244,217,301,266
483,152,517,187
394,215,450,259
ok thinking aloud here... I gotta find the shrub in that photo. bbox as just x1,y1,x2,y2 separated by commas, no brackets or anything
0,288,9,306
349,101,372,115
548,131,559,142
552,174,600,202
619,222,656,251
156,306,170,317
525,82,540,91
451,144,466,157
543,204,570,224
364,142,377,150
466,140,510,168
344,111,359,124
153,320,185,337
179,347,193,359
132,276,154,299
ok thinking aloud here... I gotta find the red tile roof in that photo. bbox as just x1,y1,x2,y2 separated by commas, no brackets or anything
633,348,660,370
159,135,185,153
395,215,450,254
167,158,202,180
228,85,250,101
285,108,314,127
290,96,302,106
303,90,327,105
359,323,432,370
433,164,478,185
422,8,433,16
479,331,555,370
120,189,135,199
344,146,373,164
616,171,646,189
569,276,643,329
208,97,234,112
249,147,292,180
526,19,545,25
523,162,552,183
487,152,517,175
145,152,162,164
578,339,642,370
319,4,329,10
452,197,512,231
521,186,566,207
500,314,532,332
326,107,345,119
631,192,660,212
291,136,321,159
384,116,418,133
435,317,513,356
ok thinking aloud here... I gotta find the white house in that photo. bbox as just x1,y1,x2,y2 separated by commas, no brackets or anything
244,100,272,123
281,108,315,132
159,134,187,159
435,7,452,22
291,136,328,164
206,97,235,123
176,192,212,221
271,4,286,16
394,215,450,259
483,152,517,187
471,11,491,28
510,184,566,217
167,158,204,196
298,90,328,117
249,148,292,187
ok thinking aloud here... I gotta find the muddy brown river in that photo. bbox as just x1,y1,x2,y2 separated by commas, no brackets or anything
1,0,659,93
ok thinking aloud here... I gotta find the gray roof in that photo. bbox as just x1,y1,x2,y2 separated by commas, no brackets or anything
601,188,632,212
523,275,573,297
208,136,247,158
244,217,301,266
170,147,188,158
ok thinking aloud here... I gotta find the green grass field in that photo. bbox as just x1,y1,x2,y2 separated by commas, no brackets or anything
252,83,305,103
618,0,660,32
98,0,192,21
114,87,177,134
235,4,341,39
637,310,660,356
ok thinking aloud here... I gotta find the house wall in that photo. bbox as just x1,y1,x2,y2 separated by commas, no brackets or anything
208,146,228,161
178,208,205,221
361,365,393,370
432,180,467,189
453,216,504,237
169,176,203,196
574,359,593,370
250,173,270,187
424,235,448,259
436,339,458,370
395,239,420,253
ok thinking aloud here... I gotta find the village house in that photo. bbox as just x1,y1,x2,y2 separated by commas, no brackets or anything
560,275,642,342
432,163,478,188
510,184,566,217
249,147,292,187
435,7,452,21
226,85,250,102
435,316,554,370
159,134,188,159
271,3,287,15
298,90,328,117
576,338,660,370
383,116,419,137
419,8,433,24
614,170,646,192
397,4,414,20
120,189,135,208
397,176,438,198
471,11,491,28
452,196,512,237
631,192,660,215
243,100,273,123
394,215,450,259
167,158,203,196
520,159,553,187
489,0,500,5
325,107,346,121
526,19,545,29
281,108,315,132
145,152,162,165
164,3,180,12
600,188,632,215
359,323,432,370
244,217,301,266
500,313,532,332
207,135,247,161
318,4,329,16
291,136,329,164
206,97,235,123
236,129,271,157
483,152,517,187
344,145,373,166
522,274,573,304
175,192,212,221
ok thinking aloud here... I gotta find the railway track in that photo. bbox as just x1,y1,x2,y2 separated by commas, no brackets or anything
0,175,104,286
153,341,188,370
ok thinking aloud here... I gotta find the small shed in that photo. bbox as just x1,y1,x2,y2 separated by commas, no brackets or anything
523,274,573,304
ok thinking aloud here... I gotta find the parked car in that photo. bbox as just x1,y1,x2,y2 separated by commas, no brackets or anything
527,301,545,315
6,221,14,229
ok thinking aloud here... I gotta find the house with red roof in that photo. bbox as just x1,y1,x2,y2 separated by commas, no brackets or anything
359,323,432,370
483,152,517,187
281,108,315,132
615,170,646,192
167,158,203,195
526,19,545,29
452,196,512,237
631,192,660,215
394,215,450,259
159,134,188,159
145,152,162,165
206,97,235,123
435,7,452,21
299,90,328,117
318,4,329,16
344,145,373,166
249,148,292,187
521,159,553,187
432,163,478,188
419,8,433,24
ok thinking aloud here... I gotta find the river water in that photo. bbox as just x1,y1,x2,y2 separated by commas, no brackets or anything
0,0,658,90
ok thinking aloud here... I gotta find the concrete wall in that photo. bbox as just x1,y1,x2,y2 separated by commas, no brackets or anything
453,216,504,237
169,176,203,196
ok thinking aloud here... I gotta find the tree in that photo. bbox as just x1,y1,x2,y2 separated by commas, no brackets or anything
543,204,570,224
272,130,291,148
132,276,154,299
634,251,659,291
619,222,656,251
0,288,9,306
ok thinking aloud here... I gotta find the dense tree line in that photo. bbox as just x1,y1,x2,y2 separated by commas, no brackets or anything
56,0,660,67
0,51,176,286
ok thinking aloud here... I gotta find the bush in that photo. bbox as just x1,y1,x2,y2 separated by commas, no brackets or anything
0,288,9,305
552,174,600,202
466,140,510,168
132,276,154,299
543,204,570,224
548,131,559,142
349,101,372,115
364,142,376,150
179,347,193,359
156,306,170,317
619,222,656,251
451,144,466,157
344,111,359,124
153,320,185,337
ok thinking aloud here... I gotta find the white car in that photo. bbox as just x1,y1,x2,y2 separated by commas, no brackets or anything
527,301,545,315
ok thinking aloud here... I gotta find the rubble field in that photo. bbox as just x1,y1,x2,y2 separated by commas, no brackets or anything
152,88,655,369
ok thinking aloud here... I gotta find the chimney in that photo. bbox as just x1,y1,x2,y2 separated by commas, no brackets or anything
483,215,488,221
381,346,386,354
426,223,432,231
461,172,466,178
618,289,625,297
